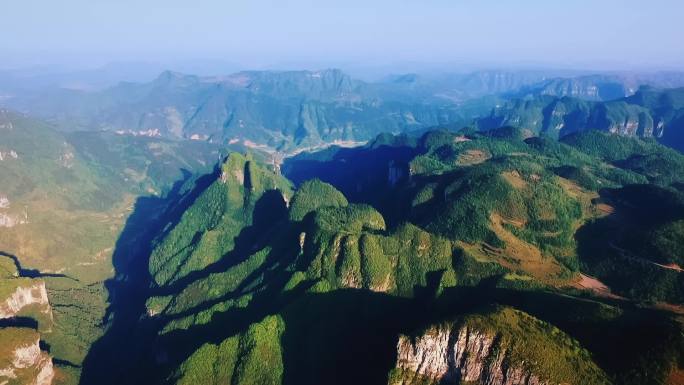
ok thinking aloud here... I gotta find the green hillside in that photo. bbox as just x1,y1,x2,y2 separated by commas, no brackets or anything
5,70,489,151
476,87,684,150
0,109,232,382
7,70,684,152
76,128,684,385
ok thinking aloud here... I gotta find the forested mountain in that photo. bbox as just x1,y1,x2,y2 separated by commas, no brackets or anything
0,108,235,383
5,0,684,382
2,69,481,150
3,69,684,385
75,127,684,385
5,70,684,152
476,86,684,150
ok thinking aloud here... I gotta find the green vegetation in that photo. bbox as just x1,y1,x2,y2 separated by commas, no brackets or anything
0,109,227,382
288,179,348,221
577,184,684,302
133,128,684,385
149,152,292,286
648,220,684,265
0,256,18,278
463,307,608,384
562,130,684,187
4,70,684,385
0,327,49,385
174,315,284,385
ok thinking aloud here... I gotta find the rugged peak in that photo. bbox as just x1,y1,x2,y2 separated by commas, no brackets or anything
152,70,198,87
288,179,348,221
389,307,608,385
219,152,250,185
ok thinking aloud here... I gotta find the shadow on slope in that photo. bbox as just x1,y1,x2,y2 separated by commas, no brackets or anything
157,280,681,385
282,144,417,229
79,168,218,385
0,251,73,279
81,166,293,384
575,184,684,303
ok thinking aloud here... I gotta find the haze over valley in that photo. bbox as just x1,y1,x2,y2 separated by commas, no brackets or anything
1,1,684,385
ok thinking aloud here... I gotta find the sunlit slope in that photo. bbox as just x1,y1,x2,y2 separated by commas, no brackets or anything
137,128,684,385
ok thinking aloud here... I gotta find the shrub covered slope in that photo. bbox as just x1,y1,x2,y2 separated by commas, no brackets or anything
93,127,684,385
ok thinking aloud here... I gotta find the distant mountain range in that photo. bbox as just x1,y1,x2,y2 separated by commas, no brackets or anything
5,69,684,152
3,69,474,150
476,86,684,151
3,66,684,384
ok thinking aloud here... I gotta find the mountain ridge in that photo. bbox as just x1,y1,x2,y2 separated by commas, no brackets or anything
76,127,684,385
7,69,684,152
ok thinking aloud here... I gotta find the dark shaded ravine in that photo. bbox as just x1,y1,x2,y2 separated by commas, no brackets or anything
79,154,684,385
79,169,219,385
0,250,74,280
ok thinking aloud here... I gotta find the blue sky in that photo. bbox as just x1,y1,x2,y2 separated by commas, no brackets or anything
4,0,683,71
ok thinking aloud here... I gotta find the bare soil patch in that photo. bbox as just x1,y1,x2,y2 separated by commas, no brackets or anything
572,273,624,300
456,149,490,166
501,170,527,189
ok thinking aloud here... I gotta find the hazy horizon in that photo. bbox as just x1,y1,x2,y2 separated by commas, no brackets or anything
4,0,684,74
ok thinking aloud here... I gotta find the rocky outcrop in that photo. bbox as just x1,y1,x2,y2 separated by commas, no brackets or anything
0,281,51,321
478,92,664,141
0,197,28,228
0,331,54,385
606,112,654,137
0,151,18,161
391,323,544,385
0,272,54,385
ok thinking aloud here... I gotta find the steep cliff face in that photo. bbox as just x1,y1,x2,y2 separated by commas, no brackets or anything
389,308,608,385
0,257,54,385
148,152,293,287
393,324,545,385
479,96,656,140
0,281,51,321
524,76,629,101
477,87,684,148
0,328,54,385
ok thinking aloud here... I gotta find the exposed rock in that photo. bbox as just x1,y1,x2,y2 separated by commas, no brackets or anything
58,150,74,168
391,307,609,385
607,117,651,137
0,333,54,385
298,232,306,254
0,151,18,161
0,281,51,321
0,214,18,228
114,128,162,137
233,168,245,185
392,323,544,385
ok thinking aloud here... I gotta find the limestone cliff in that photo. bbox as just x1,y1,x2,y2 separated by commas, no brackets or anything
388,307,608,385
392,324,544,385
0,281,51,322
0,258,54,385
0,328,54,385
